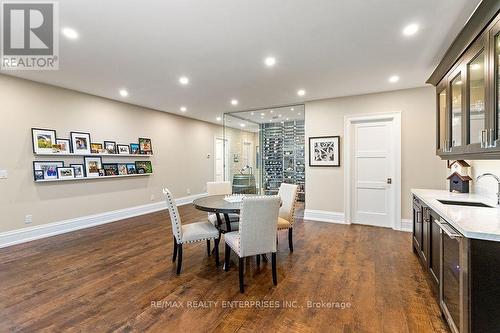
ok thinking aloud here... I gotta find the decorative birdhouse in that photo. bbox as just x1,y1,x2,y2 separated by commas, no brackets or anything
447,172,472,193
449,160,470,177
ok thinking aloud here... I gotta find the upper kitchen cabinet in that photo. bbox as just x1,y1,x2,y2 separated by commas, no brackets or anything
428,1,500,159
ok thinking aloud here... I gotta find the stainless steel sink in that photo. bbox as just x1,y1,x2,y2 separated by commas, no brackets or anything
437,199,494,208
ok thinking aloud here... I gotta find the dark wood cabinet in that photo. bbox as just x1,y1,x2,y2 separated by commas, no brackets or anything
429,210,441,287
412,196,423,255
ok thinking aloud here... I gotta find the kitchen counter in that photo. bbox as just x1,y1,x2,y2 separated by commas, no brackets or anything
411,189,500,242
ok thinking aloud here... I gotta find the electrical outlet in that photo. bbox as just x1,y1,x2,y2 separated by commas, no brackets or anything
186,188,191,195
24,215,32,224
150,194,155,201
0,170,7,179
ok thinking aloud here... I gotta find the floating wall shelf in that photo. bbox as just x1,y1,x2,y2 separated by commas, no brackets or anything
34,153,153,158
34,173,153,183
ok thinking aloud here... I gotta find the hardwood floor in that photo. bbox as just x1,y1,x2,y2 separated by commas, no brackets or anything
0,204,449,333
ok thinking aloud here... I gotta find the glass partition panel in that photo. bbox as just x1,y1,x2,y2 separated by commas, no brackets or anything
468,51,485,145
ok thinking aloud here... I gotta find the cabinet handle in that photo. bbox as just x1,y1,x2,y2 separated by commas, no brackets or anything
481,130,487,148
489,129,497,148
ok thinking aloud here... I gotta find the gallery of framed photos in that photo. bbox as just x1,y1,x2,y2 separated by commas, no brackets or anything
223,105,305,201
31,128,154,182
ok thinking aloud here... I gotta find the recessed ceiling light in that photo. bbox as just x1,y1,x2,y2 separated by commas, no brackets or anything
297,112,301,115
297,89,306,96
179,76,189,85
388,75,400,83
231,99,238,106
180,106,187,112
119,89,128,97
403,23,419,36
264,56,276,67
260,112,265,116
240,123,246,127
290,107,294,111
286,118,289,121
278,114,282,118
270,110,274,113
250,112,255,116
471,63,481,70
62,27,79,39
216,117,222,121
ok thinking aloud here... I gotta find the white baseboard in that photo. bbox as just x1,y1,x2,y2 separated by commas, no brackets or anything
398,219,413,233
303,209,347,224
0,192,207,249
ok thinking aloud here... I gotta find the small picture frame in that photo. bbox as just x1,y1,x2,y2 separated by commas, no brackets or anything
117,144,130,155
117,163,128,175
103,163,119,176
139,138,153,155
84,156,103,178
57,167,75,179
70,132,92,155
99,169,105,177
70,164,85,178
135,160,153,174
104,141,117,154
34,170,45,181
56,138,71,154
130,143,140,155
33,161,63,180
309,136,341,167
126,163,137,174
91,143,103,154
32,128,57,154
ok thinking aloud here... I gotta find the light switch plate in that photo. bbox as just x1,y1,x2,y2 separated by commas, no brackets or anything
0,170,7,179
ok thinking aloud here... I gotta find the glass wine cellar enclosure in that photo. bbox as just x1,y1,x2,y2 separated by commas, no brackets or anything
223,105,305,201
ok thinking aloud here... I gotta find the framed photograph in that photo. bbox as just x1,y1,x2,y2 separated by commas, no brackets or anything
130,143,140,155
117,163,128,175
309,136,340,167
70,132,92,155
135,161,153,174
84,156,103,178
103,163,119,176
32,128,57,154
34,170,44,181
117,144,130,155
104,141,117,154
56,139,71,154
138,138,153,155
33,161,63,180
91,143,103,154
126,163,137,174
57,167,75,179
70,164,85,178
99,169,105,177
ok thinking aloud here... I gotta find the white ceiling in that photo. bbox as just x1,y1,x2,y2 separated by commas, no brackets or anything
2,0,482,124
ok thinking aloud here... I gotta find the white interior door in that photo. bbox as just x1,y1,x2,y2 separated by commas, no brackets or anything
352,120,394,228
214,138,229,181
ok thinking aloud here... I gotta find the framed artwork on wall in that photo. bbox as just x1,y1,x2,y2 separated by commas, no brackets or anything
91,143,103,154
103,163,119,176
34,170,44,181
70,164,85,178
130,143,140,154
70,132,92,155
33,161,64,180
117,144,130,155
138,138,153,155
104,141,117,154
57,167,75,179
117,163,128,175
32,128,57,154
135,161,153,174
84,156,102,178
309,136,340,167
126,163,137,174
56,139,71,154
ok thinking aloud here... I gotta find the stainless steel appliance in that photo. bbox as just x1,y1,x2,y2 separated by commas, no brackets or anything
436,218,469,333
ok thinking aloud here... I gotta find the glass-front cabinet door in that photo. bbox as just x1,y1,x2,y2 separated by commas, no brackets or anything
436,79,448,153
493,24,500,148
467,49,486,148
450,69,464,152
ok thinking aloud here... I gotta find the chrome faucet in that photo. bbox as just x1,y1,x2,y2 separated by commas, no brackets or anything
476,173,500,205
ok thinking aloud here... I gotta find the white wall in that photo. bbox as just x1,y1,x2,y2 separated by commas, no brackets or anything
305,86,448,220
469,160,500,200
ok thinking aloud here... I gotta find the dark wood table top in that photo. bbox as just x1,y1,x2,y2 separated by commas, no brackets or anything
193,194,259,214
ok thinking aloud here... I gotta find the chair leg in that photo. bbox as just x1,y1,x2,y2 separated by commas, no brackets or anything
172,236,178,262
288,228,294,252
206,239,211,257
224,243,231,272
176,244,183,275
239,257,244,293
214,238,220,266
272,252,277,286
256,254,260,267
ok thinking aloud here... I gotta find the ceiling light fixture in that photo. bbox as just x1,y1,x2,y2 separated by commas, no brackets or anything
250,112,255,115
180,106,187,112
278,114,282,118
231,99,238,106
403,23,419,36
270,110,274,113
240,123,246,127
290,107,294,111
264,56,276,67
388,75,400,83
119,89,128,97
62,27,79,39
216,117,222,121
179,76,189,85
260,112,265,116
297,89,306,96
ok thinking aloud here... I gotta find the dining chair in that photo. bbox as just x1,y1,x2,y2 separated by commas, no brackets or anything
277,183,299,252
163,188,220,274
206,181,239,229
224,195,280,293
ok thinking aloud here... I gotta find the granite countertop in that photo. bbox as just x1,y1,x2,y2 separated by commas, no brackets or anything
411,189,500,242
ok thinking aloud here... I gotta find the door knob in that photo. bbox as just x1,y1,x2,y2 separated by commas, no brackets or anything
387,178,392,184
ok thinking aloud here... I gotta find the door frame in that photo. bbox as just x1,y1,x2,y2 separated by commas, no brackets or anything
214,136,230,181
343,111,402,230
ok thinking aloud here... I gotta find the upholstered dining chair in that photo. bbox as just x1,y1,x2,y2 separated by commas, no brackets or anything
206,181,239,229
163,188,220,274
224,195,281,293
277,183,299,252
